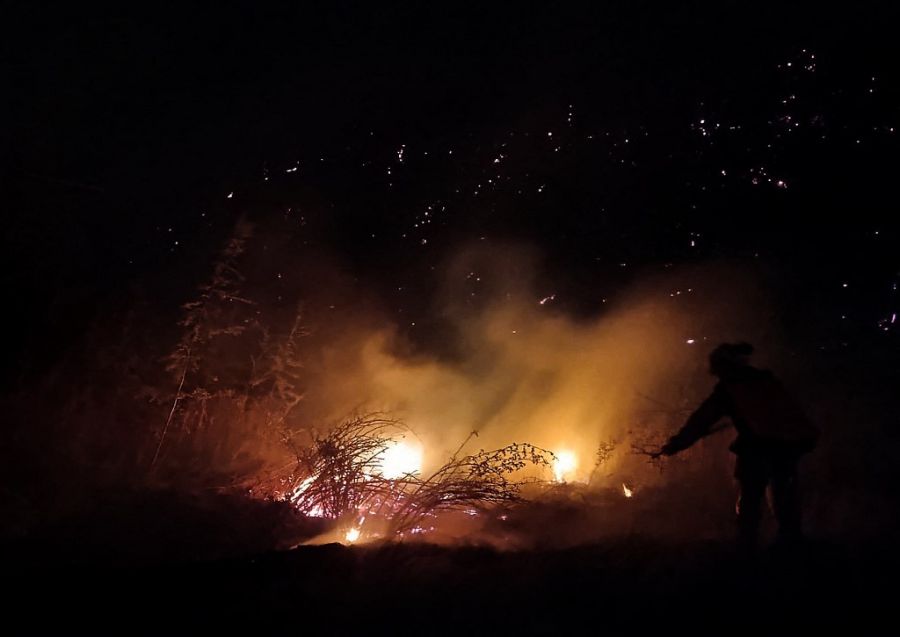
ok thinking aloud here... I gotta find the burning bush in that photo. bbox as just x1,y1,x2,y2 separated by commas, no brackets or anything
265,414,556,542
387,440,555,536
282,415,408,518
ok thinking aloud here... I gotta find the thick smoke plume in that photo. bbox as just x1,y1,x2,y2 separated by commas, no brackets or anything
294,242,774,491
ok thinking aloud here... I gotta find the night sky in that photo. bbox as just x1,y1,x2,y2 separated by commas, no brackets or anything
5,2,899,377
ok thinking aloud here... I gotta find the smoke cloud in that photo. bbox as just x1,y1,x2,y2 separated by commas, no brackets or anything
292,242,774,490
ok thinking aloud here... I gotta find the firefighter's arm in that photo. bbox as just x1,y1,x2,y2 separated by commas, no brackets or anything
660,388,727,456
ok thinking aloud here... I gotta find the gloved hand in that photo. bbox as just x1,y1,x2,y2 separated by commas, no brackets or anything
658,441,678,457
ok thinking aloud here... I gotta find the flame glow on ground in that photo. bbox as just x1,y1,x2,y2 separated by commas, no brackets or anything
622,483,633,498
345,527,361,543
553,450,578,482
380,440,423,479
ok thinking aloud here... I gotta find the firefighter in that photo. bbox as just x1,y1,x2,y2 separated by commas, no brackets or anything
658,343,818,549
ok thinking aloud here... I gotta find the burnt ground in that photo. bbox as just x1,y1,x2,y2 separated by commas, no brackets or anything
5,535,897,635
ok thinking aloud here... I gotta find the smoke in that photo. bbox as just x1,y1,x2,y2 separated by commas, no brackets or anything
5,218,892,551
11,217,846,550
293,242,774,490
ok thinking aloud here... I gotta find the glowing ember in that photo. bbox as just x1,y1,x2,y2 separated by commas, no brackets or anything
553,450,578,482
381,440,423,479
622,483,633,498
344,527,361,544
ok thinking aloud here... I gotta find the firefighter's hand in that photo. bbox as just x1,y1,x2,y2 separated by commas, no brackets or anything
658,441,678,457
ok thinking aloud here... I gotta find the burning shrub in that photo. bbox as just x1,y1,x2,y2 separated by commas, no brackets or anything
270,414,555,541
388,441,555,536
282,415,408,518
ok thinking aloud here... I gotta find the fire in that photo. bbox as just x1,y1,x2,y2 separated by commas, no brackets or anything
553,450,578,482
292,476,314,498
381,440,423,479
622,483,633,498
345,527,361,543
290,476,327,517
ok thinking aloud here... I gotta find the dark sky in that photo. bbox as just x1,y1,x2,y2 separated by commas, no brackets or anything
9,3,895,200
4,1,899,378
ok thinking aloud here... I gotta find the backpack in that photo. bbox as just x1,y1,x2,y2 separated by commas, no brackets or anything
724,374,819,450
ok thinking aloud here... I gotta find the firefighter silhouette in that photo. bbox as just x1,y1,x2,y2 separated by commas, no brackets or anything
659,343,818,548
